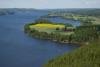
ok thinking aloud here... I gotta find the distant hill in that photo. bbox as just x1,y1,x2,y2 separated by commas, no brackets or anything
0,8,100,16
0,8,49,16
46,8,100,17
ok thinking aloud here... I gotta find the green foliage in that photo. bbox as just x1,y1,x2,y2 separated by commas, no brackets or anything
44,41,100,67
71,25,99,42
24,20,74,43
43,25,100,67
55,27,60,30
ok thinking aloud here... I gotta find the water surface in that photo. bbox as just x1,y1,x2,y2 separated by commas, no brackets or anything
0,11,79,67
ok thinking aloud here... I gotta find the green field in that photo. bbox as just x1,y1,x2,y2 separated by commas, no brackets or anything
29,23,74,35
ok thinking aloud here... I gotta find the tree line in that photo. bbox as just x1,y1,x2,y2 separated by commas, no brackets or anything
24,20,100,44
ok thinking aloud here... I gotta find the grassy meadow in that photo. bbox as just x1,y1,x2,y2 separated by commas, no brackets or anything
29,23,73,35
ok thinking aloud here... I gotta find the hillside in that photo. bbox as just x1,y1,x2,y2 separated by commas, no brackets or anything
44,41,100,67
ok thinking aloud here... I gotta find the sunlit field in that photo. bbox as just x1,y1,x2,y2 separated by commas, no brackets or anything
30,23,65,29
29,23,74,35
29,23,65,32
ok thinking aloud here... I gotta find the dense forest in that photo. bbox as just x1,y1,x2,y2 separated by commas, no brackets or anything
44,40,100,67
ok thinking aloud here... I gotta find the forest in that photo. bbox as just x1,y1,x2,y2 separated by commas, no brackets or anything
43,9,100,67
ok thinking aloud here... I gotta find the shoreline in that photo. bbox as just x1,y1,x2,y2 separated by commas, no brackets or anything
25,32,83,46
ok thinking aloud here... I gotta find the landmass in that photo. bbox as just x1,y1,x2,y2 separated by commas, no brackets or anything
24,9,100,67
43,9,100,67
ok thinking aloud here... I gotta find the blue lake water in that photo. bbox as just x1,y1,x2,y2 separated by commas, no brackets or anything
0,11,79,67
43,17,80,27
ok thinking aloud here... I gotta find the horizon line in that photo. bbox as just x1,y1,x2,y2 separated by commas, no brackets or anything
0,7,100,10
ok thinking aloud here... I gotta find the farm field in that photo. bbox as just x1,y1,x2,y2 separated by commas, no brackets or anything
29,23,74,35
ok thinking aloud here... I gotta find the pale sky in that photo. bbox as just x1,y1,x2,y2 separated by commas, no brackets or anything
0,0,100,9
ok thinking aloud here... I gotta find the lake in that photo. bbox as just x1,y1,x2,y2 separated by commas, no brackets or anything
43,16,80,27
0,11,79,67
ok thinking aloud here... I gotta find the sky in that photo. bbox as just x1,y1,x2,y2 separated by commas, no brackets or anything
0,0,100,9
